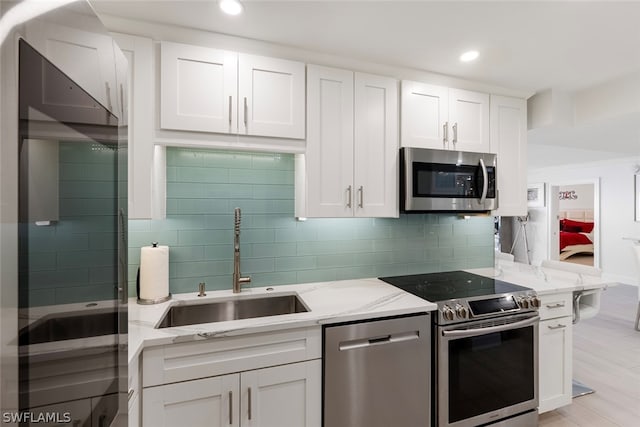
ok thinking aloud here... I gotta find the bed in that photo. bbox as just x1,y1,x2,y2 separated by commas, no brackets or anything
558,210,594,260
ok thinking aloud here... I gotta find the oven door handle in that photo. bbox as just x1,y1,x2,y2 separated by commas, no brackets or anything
478,158,488,203
442,315,539,339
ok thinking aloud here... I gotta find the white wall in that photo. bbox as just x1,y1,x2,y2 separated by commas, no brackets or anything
558,183,594,211
527,155,640,285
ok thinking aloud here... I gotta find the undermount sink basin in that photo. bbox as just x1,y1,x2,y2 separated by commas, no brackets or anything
19,310,118,345
156,294,309,328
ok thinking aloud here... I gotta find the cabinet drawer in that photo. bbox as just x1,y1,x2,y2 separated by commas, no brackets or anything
143,326,321,387
538,293,572,320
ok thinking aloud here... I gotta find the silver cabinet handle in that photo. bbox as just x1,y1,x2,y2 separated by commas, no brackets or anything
548,324,567,330
120,84,125,119
546,303,565,309
127,388,134,401
248,387,252,420
346,185,352,208
452,122,458,145
358,186,364,208
105,81,112,112
243,97,248,129
229,95,233,126
443,121,448,147
228,391,233,425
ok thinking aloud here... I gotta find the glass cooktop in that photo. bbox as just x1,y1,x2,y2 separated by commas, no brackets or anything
379,271,531,302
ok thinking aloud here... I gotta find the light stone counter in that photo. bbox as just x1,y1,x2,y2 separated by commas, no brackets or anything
467,261,612,296
128,278,437,364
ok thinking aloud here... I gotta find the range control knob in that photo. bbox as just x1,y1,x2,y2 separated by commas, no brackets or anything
518,297,529,309
530,296,540,308
455,304,469,319
442,305,455,321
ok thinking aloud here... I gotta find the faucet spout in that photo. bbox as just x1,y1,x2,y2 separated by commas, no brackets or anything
232,207,251,293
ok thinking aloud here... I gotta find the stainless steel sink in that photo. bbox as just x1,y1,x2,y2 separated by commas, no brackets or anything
156,294,309,328
19,310,118,345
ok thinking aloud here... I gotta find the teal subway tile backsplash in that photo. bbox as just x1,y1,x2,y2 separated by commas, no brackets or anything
23,141,119,306
127,148,495,296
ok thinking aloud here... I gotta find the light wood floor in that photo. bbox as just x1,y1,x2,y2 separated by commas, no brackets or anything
538,283,640,426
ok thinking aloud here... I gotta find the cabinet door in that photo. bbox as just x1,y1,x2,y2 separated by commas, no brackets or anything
143,375,239,427
448,88,490,153
128,393,140,427
400,80,448,149
241,360,321,427
305,65,354,217
539,318,572,413
113,33,158,220
238,54,305,139
161,41,237,134
354,72,399,218
25,19,118,116
490,95,527,217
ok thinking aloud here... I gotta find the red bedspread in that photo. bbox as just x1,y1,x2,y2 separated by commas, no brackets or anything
560,231,592,251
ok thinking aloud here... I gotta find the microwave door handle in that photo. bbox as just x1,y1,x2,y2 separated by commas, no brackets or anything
479,158,488,203
442,315,539,339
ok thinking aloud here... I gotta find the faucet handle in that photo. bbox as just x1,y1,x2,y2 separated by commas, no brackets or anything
198,282,206,297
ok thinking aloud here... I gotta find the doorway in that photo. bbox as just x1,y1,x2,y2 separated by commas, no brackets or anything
548,179,600,268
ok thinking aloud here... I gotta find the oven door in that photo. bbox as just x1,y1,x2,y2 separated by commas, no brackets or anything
401,147,497,212
437,313,539,427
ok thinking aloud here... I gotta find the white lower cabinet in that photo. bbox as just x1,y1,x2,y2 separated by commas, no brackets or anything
143,374,238,427
241,361,321,427
143,360,320,427
140,326,321,427
538,292,573,413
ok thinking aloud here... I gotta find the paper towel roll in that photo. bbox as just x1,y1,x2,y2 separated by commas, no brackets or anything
139,243,170,302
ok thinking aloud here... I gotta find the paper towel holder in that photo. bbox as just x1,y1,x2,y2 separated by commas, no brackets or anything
137,242,172,305
136,267,172,305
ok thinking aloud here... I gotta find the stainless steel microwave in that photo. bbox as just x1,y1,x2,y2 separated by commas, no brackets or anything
400,147,497,212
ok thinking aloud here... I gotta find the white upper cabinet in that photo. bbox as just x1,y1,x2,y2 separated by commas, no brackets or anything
160,42,305,139
401,81,489,152
490,95,528,217
238,54,306,139
24,19,119,117
300,65,398,218
354,72,399,218
400,81,448,149
161,42,238,134
448,88,490,152
304,65,354,217
113,33,160,220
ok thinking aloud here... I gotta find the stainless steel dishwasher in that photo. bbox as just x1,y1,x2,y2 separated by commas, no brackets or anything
323,313,431,427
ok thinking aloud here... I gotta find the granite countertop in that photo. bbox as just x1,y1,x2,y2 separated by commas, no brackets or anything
467,261,612,295
128,278,437,364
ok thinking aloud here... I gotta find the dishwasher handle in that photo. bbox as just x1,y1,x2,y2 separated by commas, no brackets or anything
338,330,420,351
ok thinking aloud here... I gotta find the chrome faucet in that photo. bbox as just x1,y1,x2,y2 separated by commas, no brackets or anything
233,207,251,293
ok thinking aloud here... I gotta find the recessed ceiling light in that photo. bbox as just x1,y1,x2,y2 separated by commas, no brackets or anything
219,0,243,16
459,50,479,63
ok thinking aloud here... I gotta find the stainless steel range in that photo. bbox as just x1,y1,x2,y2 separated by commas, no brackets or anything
380,271,540,427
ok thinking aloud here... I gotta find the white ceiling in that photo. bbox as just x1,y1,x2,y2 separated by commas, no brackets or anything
92,0,640,94
92,0,640,160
